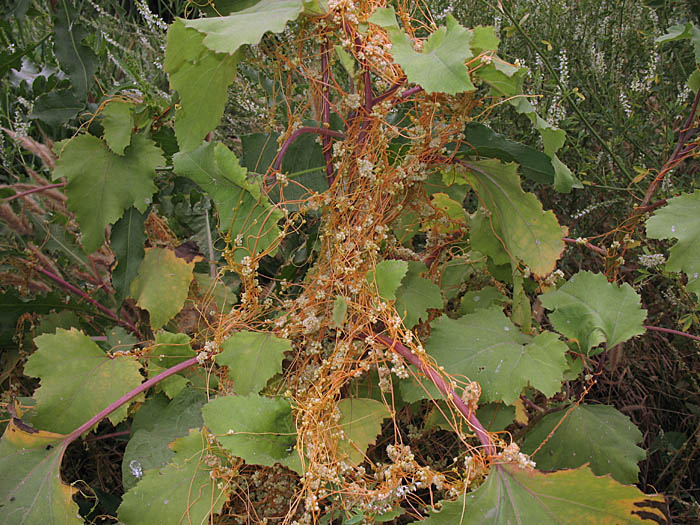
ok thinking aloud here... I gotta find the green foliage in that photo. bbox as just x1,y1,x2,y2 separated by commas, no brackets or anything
110,207,147,307
215,330,291,395
394,261,443,328
422,465,667,524
539,271,647,354
521,404,646,484
101,101,134,155
336,398,391,465
52,134,164,253
366,259,408,301
25,328,143,434
646,190,700,297
118,429,227,524
401,309,568,405
129,247,195,329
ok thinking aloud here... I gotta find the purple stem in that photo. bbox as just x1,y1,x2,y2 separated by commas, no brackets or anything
4,182,66,203
273,127,345,172
400,86,424,99
375,334,495,455
644,325,700,342
34,265,142,337
65,357,199,443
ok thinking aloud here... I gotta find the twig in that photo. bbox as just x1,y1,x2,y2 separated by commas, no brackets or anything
644,325,700,343
273,127,345,172
3,182,66,203
562,237,607,256
375,334,495,455
33,264,142,338
320,41,335,185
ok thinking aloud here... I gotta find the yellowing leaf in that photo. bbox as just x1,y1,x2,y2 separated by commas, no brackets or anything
462,159,564,276
130,247,195,330
52,134,164,253
337,398,391,465
0,421,80,524
422,464,666,524
25,328,143,434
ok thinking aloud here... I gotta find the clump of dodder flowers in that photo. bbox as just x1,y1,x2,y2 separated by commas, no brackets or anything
638,253,666,269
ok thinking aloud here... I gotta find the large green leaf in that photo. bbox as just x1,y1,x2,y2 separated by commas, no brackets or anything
394,261,443,328
401,309,568,405
521,404,646,484
202,393,300,472
147,331,196,369
118,429,227,524
646,190,700,297
337,398,391,465
121,388,206,490
30,88,83,125
101,100,133,155
422,464,667,524
216,331,290,395
129,247,196,330
52,134,163,253
539,271,646,354
24,328,143,434
110,206,147,307
173,141,284,262
53,0,97,99
376,8,474,94
164,20,240,152
0,421,80,524
460,122,555,185
460,159,564,276
366,259,408,301
656,22,700,64
183,0,305,55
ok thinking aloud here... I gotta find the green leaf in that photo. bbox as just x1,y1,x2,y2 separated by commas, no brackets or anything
469,209,510,266
459,286,507,315
461,159,564,276
0,422,81,524
470,25,500,54
52,134,163,253
147,331,196,369
183,0,305,55
216,331,291,395
129,247,196,330
337,398,391,465
25,328,143,434
366,259,408,301
521,404,646,484
101,100,133,155
30,88,84,125
110,206,147,306
53,0,98,99
401,309,568,405
202,393,300,472
460,122,555,185
121,388,206,490
539,271,647,354
369,7,399,29
394,261,443,328
333,296,348,328
118,429,227,524
164,19,240,152
656,22,700,63
173,141,284,262
646,190,700,297
388,13,475,94
422,464,667,524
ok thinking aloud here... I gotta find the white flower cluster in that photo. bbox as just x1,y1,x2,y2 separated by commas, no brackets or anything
638,253,666,269
500,442,536,469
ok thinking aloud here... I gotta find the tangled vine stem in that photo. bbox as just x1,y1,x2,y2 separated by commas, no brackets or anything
273,126,346,173
374,334,495,456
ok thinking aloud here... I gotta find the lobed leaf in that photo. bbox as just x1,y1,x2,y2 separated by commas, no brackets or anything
101,100,133,155
366,259,408,301
110,206,147,307
25,328,143,434
521,404,646,484
394,261,443,328
337,398,391,465
539,271,646,354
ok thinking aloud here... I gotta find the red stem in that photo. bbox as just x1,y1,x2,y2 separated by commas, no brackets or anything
375,334,495,455
644,325,700,342
86,429,131,441
3,182,66,202
65,357,199,443
562,237,607,256
400,86,424,99
273,127,345,172
34,265,142,338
